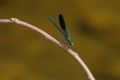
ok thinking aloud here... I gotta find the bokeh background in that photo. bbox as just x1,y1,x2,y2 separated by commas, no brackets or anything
0,0,120,80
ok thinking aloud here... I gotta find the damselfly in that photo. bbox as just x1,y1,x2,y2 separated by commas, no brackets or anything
48,14,74,46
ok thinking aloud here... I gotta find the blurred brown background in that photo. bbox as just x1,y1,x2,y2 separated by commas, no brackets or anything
0,0,120,80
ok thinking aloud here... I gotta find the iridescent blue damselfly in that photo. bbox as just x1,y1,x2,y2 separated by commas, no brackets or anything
48,14,74,46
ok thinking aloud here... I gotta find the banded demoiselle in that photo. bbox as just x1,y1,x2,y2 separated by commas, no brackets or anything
48,14,74,46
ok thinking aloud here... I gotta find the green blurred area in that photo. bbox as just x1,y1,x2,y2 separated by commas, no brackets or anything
0,0,120,80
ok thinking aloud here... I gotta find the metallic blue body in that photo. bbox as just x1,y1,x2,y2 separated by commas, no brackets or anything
48,14,74,46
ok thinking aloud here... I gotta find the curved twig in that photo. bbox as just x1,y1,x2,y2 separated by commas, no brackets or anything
0,18,95,80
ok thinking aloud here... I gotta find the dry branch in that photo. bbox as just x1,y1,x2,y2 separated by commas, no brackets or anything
0,18,95,80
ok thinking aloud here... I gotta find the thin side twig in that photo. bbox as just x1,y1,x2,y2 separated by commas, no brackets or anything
0,18,95,80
